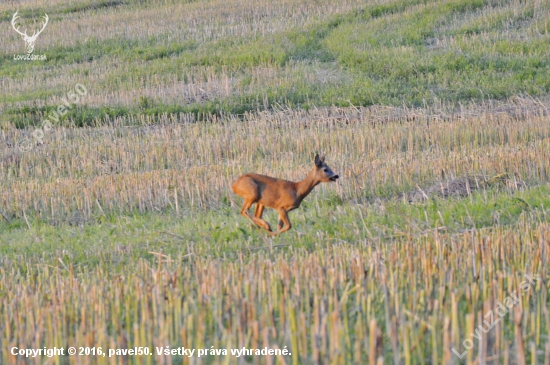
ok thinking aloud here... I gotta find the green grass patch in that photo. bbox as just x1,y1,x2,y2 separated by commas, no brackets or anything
3,0,550,122
2,184,549,255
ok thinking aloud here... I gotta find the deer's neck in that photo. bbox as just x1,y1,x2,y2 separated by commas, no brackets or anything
295,170,320,202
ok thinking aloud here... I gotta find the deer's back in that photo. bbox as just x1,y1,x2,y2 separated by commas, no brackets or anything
232,173,297,208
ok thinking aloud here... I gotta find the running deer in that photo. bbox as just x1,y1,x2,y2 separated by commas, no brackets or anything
232,154,339,235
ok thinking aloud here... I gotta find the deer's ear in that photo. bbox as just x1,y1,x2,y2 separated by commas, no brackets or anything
320,155,326,163
314,154,322,167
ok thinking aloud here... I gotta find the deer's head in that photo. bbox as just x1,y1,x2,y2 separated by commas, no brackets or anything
11,11,49,54
314,154,339,182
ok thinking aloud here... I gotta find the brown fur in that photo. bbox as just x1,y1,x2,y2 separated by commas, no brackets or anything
232,154,339,235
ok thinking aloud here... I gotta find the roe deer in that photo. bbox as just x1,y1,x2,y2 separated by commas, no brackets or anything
232,154,339,235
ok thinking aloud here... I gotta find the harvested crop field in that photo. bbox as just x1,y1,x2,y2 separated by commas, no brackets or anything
2,0,550,364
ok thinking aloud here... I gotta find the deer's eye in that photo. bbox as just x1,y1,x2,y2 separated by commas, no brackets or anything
323,169,328,172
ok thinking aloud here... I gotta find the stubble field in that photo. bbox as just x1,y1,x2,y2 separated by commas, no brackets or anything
2,0,550,364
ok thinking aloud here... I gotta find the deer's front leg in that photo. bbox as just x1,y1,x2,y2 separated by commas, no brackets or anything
277,218,284,231
270,209,292,235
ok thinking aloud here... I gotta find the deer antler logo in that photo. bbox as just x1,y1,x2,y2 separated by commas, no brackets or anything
11,11,49,54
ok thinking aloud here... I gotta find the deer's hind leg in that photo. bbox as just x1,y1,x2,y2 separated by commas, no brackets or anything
240,199,255,223
253,203,272,232
236,177,260,223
